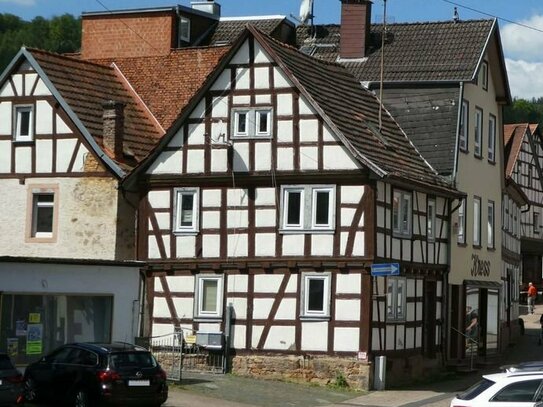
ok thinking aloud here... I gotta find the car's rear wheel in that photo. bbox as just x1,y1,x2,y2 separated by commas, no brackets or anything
23,376,39,402
74,389,90,407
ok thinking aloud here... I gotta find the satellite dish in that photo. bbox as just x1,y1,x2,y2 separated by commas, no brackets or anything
299,0,313,24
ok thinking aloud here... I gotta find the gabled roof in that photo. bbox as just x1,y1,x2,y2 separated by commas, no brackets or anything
504,123,531,178
297,19,504,85
130,26,458,196
98,46,230,130
26,49,163,171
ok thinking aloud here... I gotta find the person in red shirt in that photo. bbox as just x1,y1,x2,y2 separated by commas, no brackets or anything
528,282,537,314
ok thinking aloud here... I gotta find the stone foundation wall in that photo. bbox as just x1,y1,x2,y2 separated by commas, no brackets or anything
231,354,372,390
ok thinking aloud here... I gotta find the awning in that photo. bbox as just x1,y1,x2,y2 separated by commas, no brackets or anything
464,280,502,288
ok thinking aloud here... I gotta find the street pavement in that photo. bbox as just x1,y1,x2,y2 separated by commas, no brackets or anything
164,304,543,407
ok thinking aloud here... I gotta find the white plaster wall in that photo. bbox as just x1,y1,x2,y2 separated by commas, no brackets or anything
56,114,71,134
147,151,183,174
255,234,276,256
0,101,12,135
334,327,359,352
0,81,14,97
233,325,246,349
265,326,295,350
211,69,231,91
282,235,304,256
0,140,10,172
227,297,248,320
56,139,77,172
0,177,126,259
336,274,361,294
253,298,273,320
36,100,53,135
276,298,296,320
227,234,248,257
301,321,328,351
335,299,360,321
33,78,51,97
254,275,285,293
323,145,360,170
15,147,32,173
227,274,248,292
36,140,53,173
0,262,141,341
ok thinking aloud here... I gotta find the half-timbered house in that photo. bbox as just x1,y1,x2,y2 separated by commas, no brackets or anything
504,124,543,299
0,45,225,365
298,0,512,366
127,25,461,388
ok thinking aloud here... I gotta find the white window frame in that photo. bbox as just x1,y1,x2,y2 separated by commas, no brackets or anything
194,275,223,319
488,200,495,249
232,108,273,139
481,61,488,91
301,272,331,319
488,114,496,163
32,192,55,238
173,187,199,234
459,100,469,151
474,107,483,158
386,277,406,322
393,190,412,237
534,211,540,235
474,197,481,246
458,198,466,244
179,16,191,43
427,198,436,241
14,105,33,142
311,187,334,230
280,185,335,233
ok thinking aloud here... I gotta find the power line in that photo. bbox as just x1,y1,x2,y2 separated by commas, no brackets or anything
441,0,543,34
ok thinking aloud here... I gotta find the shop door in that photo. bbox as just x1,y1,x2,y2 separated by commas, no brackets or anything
423,280,437,358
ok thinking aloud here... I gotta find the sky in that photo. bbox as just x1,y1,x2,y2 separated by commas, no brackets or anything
2,0,543,99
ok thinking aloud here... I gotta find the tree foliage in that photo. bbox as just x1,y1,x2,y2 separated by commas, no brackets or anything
0,13,80,73
504,98,543,127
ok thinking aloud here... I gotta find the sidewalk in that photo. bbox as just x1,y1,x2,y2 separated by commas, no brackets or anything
166,305,543,407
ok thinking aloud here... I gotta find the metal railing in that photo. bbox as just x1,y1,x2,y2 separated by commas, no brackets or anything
451,326,479,371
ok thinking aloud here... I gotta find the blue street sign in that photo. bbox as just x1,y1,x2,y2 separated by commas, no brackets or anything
371,263,400,276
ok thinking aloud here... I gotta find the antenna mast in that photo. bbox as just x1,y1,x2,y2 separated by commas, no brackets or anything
378,0,387,131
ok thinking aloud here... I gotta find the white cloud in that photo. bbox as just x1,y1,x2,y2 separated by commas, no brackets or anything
505,58,543,100
502,15,543,61
0,0,36,5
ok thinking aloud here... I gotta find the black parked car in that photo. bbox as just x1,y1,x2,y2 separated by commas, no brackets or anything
23,342,168,407
0,353,23,406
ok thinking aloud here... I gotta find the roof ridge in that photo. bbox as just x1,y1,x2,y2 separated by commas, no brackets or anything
27,47,116,71
90,44,231,63
306,18,493,28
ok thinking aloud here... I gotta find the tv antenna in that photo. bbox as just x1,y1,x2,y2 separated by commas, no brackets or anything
299,0,314,24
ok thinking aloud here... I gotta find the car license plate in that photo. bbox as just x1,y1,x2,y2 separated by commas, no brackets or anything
128,380,150,386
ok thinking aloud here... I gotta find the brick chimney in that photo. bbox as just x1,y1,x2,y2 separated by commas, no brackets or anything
339,0,372,59
191,1,221,18
102,100,125,160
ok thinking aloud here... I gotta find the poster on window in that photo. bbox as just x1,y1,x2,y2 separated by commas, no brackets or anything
7,338,18,357
15,320,26,336
29,313,41,324
26,324,43,355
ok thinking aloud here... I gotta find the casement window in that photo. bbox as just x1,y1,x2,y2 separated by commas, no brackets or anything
232,108,273,138
280,185,335,232
474,197,481,246
487,200,495,249
179,16,190,43
194,275,223,319
301,272,331,319
488,114,496,163
173,188,199,233
474,107,483,158
458,198,466,244
459,100,469,151
481,61,488,91
427,198,436,240
534,212,540,235
31,193,55,238
14,105,33,142
386,277,406,321
393,190,412,237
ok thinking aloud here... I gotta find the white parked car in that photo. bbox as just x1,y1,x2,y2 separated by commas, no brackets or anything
450,371,543,406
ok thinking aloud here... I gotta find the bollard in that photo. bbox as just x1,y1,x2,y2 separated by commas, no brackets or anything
373,355,386,390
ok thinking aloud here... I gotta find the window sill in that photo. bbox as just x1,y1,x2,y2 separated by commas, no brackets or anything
457,242,467,247
392,233,412,239
173,230,199,236
280,229,335,235
473,244,482,250
459,147,469,154
232,135,272,140
194,317,222,323
474,153,483,160
487,159,496,166
300,315,330,322
13,140,34,146
487,247,496,252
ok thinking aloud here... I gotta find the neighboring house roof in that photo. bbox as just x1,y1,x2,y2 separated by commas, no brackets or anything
379,87,460,175
203,17,291,46
504,123,530,178
27,48,163,170
98,46,230,130
132,26,458,196
297,19,496,83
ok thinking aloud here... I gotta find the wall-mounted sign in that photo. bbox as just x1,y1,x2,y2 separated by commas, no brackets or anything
470,254,491,277
29,313,41,324
371,263,400,277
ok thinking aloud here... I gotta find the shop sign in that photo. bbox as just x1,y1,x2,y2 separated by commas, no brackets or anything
470,254,491,277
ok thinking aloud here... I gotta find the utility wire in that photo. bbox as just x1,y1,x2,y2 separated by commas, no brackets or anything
441,0,543,34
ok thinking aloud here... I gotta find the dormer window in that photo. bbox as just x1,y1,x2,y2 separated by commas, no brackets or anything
14,105,33,142
179,16,190,44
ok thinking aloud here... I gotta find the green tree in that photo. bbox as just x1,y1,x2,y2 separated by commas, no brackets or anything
0,13,81,73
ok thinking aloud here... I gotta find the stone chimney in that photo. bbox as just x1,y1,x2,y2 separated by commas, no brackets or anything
191,1,221,18
102,100,125,160
339,0,372,59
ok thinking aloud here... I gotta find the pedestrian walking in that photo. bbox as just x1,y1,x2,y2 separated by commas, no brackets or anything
528,282,537,314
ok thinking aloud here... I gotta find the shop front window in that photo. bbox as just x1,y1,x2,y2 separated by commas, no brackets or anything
0,294,112,365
